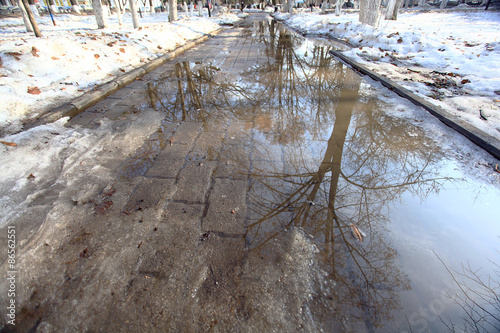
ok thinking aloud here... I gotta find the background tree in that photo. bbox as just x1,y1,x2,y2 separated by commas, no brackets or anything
21,0,41,36
70,0,81,13
385,0,402,20
129,0,140,28
93,0,108,28
169,0,177,21
17,0,34,33
359,0,381,26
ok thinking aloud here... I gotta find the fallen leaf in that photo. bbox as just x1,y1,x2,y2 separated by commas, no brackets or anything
397,37,403,43
461,79,471,84
119,47,125,53
5,52,22,60
27,173,35,180
103,187,116,197
94,53,100,59
0,141,17,147
0,56,2,68
27,87,41,95
157,45,162,50
31,46,40,57
350,224,364,242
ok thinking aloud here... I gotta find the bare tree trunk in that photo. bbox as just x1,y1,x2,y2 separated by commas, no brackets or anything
385,0,402,19
93,0,108,28
21,0,41,36
129,0,140,28
48,0,58,13
335,0,343,15
359,0,380,26
116,0,123,26
69,0,81,13
149,0,154,11
168,0,177,21
17,0,33,32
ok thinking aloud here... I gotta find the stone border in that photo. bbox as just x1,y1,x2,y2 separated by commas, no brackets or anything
23,27,225,130
330,49,500,160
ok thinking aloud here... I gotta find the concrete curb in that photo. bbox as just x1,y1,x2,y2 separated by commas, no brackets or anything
330,49,500,160
25,27,225,130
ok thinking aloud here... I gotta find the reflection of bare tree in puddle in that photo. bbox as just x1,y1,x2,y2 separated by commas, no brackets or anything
129,22,456,328
145,61,257,125
245,66,452,327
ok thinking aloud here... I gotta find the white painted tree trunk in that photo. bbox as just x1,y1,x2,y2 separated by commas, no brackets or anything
29,4,39,16
17,0,33,32
197,0,202,15
92,0,107,28
190,1,193,15
183,1,188,15
359,0,380,26
116,0,123,26
321,0,326,13
129,0,140,28
335,0,343,15
50,4,58,12
439,0,448,8
168,0,177,21
385,0,402,20
102,4,110,16
72,4,81,13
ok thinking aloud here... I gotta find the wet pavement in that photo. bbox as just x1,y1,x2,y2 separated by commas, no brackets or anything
1,13,500,332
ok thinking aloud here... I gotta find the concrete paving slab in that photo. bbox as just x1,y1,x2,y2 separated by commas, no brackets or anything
171,121,202,145
188,132,225,161
203,179,248,234
146,143,191,178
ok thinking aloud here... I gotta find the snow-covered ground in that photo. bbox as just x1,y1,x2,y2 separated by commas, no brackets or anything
275,9,500,141
0,10,242,134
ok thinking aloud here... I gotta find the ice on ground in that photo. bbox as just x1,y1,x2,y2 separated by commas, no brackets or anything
0,109,164,228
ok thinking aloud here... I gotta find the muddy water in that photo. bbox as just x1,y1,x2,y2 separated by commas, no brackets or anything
136,16,500,332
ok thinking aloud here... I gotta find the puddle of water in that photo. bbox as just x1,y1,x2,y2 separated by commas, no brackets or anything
132,17,500,331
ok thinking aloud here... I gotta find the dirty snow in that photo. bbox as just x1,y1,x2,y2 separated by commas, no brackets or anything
0,11,241,134
274,9,500,140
